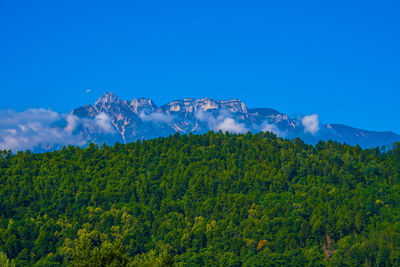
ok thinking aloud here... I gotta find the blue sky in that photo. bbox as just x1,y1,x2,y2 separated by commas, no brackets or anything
1,0,399,133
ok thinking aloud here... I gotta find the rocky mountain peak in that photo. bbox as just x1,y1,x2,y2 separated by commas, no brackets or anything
130,98,159,114
218,99,247,114
94,92,121,109
195,98,247,113
161,97,248,114
195,98,219,111
69,92,400,148
162,98,195,113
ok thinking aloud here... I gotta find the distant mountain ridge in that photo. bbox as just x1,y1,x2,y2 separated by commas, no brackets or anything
71,92,400,148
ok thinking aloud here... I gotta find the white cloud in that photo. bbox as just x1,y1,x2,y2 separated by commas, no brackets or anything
302,114,320,135
194,110,217,128
216,118,248,133
86,89,91,94
95,113,115,133
139,111,174,124
0,109,60,126
195,110,248,134
64,114,80,133
0,109,116,151
261,122,285,137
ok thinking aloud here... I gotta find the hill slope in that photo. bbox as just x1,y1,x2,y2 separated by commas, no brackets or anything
0,132,400,265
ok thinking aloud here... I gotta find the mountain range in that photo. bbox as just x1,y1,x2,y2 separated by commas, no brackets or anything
69,92,400,149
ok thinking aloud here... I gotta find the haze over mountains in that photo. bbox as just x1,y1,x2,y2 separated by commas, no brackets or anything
1,92,399,152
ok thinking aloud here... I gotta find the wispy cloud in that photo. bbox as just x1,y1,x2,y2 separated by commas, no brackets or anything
65,114,80,133
95,113,115,133
139,111,174,124
216,118,247,133
302,114,320,135
86,88,91,94
195,110,248,134
260,122,285,137
0,109,115,152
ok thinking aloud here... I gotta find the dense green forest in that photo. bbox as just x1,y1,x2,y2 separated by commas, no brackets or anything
0,132,400,266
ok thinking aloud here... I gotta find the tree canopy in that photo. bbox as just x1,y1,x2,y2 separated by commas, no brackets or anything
0,132,400,266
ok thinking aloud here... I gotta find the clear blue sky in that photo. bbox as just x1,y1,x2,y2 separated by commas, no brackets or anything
1,0,399,133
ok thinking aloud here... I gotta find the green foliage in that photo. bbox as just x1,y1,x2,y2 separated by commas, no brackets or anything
131,244,173,267
0,251,15,267
0,132,399,266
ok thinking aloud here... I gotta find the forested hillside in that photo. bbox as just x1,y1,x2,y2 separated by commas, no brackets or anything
0,132,400,266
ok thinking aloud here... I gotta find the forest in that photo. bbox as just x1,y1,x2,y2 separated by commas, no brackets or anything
0,131,400,266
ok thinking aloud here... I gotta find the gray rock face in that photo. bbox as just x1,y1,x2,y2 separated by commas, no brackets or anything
130,97,160,114
71,92,400,148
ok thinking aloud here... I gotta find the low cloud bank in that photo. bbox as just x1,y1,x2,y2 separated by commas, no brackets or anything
0,109,115,151
195,110,248,134
260,122,285,137
0,107,322,152
217,118,248,133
